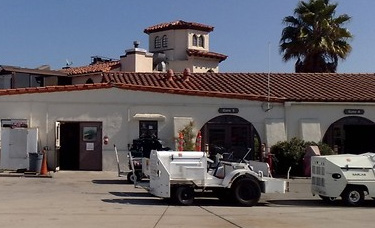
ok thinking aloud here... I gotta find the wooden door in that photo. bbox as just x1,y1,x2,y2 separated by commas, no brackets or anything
79,122,102,171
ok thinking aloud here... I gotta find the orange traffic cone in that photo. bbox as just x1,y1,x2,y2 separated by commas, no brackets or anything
40,150,48,175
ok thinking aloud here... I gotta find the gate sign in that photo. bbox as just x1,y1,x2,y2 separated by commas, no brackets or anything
1,119,28,128
344,109,364,115
218,108,239,114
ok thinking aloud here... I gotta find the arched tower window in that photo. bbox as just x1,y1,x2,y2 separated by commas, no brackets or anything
192,34,198,46
154,36,161,48
198,35,204,47
162,35,168,48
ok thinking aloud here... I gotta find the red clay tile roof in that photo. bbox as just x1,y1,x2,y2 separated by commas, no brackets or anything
101,72,375,103
61,61,120,75
1,72,375,103
144,20,214,34
187,49,227,62
0,83,112,96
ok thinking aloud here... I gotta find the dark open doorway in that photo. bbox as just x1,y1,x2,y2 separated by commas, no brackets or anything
200,115,261,161
59,122,80,170
323,116,375,154
58,121,102,171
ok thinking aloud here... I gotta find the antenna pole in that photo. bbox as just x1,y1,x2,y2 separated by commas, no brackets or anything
267,42,271,108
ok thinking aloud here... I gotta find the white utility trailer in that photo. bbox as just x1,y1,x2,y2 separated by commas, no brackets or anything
0,127,38,170
311,153,375,206
139,150,286,206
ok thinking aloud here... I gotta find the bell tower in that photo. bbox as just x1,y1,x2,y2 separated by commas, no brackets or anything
144,20,227,73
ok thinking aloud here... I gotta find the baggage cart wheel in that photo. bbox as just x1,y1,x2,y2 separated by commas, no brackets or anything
174,185,194,206
127,172,140,184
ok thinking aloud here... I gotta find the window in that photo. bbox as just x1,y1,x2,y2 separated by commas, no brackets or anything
154,36,161,48
162,35,168,48
139,120,158,138
198,35,204,47
30,75,44,87
192,34,198,46
82,126,98,141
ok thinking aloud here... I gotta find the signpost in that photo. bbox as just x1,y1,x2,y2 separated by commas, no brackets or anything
218,108,239,114
343,109,364,115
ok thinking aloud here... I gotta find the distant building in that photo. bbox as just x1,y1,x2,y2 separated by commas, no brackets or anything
0,65,70,89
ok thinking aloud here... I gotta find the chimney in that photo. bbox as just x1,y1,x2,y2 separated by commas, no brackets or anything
183,68,191,81
120,41,153,72
166,69,174,81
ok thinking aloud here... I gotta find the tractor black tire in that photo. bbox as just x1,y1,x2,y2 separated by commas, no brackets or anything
174,185,194,206
232,178,261,207
341,186,365,206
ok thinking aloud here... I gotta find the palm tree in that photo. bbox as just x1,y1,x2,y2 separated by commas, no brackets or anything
280,0,352,73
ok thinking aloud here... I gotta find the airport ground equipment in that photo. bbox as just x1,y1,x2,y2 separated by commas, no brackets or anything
311,153,375,206
141,150,286,206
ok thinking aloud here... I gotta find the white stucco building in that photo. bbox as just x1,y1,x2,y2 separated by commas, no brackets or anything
1,20,375,172
0,71,375,172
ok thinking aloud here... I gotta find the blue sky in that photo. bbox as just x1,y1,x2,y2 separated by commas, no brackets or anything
0,0,374,73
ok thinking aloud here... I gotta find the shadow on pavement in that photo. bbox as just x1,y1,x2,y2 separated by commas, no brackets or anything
102,191,168,205
109,191,152,197
92,179,128,185
267,199,375,208
102,190,375,208
102,191,269,207
102,198,168,205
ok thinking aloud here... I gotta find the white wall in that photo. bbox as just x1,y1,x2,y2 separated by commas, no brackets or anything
3,89,375,171
285,102,375,141
0,88,280,171
169,58,219,73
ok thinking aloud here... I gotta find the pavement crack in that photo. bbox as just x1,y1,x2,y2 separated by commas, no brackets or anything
153,205,169,228
199,206,244,228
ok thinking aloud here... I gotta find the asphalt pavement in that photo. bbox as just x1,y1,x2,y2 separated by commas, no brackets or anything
0,171,373,228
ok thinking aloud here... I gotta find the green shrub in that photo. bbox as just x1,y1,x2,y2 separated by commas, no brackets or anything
271,138,334,176
310,141,335,156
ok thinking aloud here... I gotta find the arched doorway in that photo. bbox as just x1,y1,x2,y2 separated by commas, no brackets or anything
200,115,261,161
323,116,375,154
